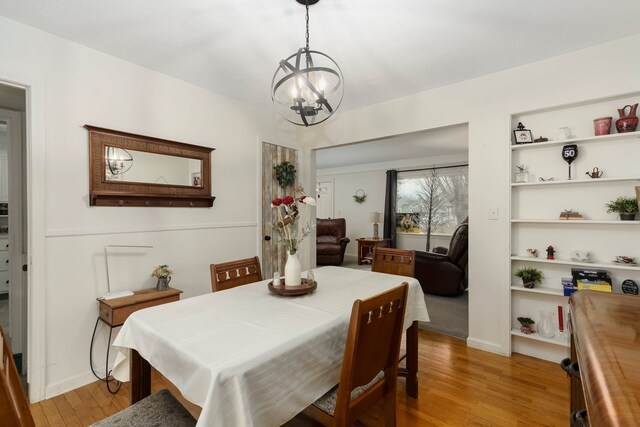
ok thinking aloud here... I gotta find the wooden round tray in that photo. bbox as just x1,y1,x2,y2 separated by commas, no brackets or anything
268,278,317,296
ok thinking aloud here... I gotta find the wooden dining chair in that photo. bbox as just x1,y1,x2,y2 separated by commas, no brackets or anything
371,247,416,277
1,326,34,427
304,283,408,426
1,326,196,427
210,256,263,292
371,248,415,383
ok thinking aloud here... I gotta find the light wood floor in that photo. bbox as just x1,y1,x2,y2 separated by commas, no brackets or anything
30,330,569,426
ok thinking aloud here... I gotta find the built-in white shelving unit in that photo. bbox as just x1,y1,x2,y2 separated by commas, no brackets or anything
509,90,640,363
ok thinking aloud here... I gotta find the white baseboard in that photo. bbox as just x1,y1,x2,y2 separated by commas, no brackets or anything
44,370,97,400
466,336,508,356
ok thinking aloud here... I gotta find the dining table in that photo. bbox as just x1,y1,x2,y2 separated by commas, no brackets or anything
112,266,429,426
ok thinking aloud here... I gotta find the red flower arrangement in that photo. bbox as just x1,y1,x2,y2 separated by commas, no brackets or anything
271,187,316,255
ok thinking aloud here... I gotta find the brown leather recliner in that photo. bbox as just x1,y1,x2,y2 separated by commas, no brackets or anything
316,218,350,265
415,222,468,296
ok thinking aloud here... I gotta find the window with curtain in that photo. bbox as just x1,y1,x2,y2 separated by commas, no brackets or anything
396,165,468,235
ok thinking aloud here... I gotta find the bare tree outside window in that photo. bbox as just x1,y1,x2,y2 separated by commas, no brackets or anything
396,166,468,251
416,169,447,251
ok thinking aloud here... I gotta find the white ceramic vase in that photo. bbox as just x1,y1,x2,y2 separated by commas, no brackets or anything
284,252,302,287
537,310,555,338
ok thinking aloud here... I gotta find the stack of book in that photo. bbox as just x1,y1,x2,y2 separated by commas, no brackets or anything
559,210,584,220
572,268,612,292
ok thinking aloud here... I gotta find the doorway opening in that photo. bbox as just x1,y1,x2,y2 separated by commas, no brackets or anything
0,82,28,390
313,124,470,339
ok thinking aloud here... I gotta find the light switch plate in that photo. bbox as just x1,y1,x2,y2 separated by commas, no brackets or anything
489,206,499,220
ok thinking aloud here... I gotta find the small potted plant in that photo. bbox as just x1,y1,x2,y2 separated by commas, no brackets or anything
151,264,173,290
606,196,638,220
517,317,535,334
515,267,543,289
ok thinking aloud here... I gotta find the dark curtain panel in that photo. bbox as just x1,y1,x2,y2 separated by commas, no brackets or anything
383,169,398,248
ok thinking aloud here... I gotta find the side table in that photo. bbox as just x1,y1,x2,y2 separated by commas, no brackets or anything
98,287,183,327
92,287,182,392
356,238,391,265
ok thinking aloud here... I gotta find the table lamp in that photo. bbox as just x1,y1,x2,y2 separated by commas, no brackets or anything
369,212,383,239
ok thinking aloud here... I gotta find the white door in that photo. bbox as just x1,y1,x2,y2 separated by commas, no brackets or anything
0,108,26,372
315,181,334,219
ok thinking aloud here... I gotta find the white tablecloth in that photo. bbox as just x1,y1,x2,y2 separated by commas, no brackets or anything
112,266,429,427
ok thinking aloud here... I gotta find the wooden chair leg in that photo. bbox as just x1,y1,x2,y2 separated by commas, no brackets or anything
383,384,397,427
405,321,418,398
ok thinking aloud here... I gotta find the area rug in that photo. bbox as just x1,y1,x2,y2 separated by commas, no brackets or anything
420,292,468,339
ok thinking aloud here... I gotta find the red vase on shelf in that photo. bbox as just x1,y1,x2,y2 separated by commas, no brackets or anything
615,103,639,133
593,117,612,136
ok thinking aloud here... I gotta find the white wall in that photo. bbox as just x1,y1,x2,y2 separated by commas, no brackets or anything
0,15,298,399
317,153,468,258
308,34,640,355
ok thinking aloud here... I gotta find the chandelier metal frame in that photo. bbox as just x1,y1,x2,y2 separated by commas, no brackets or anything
271,0,343,127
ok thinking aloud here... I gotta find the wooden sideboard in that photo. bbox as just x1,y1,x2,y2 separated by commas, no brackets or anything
566,291,640,426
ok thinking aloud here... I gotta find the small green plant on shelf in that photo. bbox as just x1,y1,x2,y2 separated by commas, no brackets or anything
605,196,638,220
515,267,543,289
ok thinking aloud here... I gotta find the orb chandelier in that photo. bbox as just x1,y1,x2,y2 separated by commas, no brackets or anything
271,0,343,127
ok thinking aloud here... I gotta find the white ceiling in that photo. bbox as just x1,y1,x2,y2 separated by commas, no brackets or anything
316,125,468,170
1,1,640,112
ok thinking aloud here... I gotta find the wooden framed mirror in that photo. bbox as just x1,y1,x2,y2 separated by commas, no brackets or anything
86,125,215,207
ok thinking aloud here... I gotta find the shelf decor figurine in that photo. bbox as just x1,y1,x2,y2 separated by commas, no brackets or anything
526,248,539,258
615,103,639,133
570,250,591,262
593,117,612,136
561,144,578,180
513,122,533,144
151,264,173,291
558,127,571,140
517,317,535,334
515,267,543,289
585,167,603,179
605,196,638,220
514,165,529,183
546,246,555,260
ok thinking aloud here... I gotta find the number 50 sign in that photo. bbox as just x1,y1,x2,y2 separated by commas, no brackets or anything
562,144,578,180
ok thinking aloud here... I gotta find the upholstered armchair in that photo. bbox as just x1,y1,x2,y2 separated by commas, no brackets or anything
415,221,468,296
316,218,350,265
